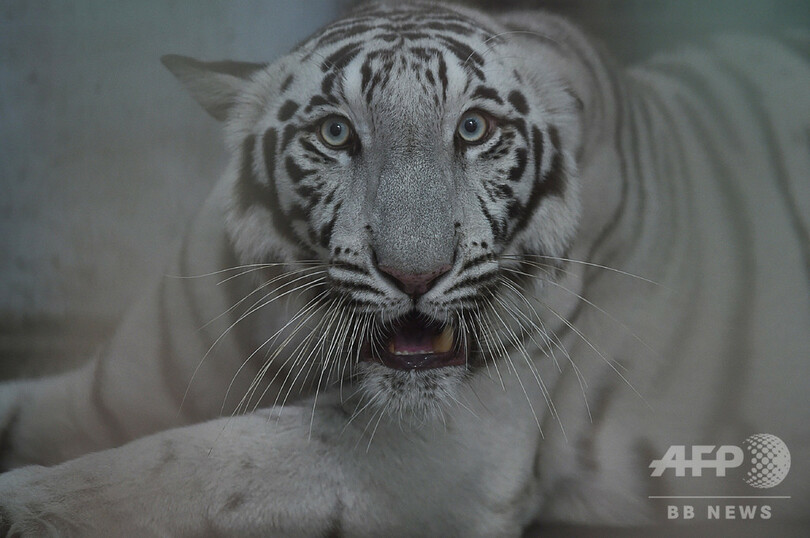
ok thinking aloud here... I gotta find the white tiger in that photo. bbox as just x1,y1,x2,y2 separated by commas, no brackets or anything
0,1,808,535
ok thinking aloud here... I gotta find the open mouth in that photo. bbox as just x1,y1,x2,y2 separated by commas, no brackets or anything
362,312,467,370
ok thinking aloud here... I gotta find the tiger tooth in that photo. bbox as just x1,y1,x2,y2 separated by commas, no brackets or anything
388,342,396,354
433,326,454,354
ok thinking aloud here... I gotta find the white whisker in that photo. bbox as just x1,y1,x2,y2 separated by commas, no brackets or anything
541,300,651,411
482,296,544,436
502,254,666,289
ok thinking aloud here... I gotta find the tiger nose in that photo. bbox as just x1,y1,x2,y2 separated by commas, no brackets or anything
377,264,451,296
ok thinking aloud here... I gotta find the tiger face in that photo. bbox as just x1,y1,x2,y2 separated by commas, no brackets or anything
165,3,583,415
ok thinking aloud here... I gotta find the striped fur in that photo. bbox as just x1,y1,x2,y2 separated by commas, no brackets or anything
0,1,808,534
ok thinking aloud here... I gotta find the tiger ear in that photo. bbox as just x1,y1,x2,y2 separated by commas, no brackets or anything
161,54,267,121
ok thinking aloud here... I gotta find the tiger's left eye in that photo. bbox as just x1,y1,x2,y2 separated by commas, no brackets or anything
319,116,353,148
457,111,491,144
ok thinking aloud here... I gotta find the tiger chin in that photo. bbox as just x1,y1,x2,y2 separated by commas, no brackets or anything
1,0,809,535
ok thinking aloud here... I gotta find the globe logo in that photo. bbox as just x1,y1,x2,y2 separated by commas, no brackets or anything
743,434,790,488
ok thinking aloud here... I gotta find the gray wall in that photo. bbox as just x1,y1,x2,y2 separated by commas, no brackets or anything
0,1,345,326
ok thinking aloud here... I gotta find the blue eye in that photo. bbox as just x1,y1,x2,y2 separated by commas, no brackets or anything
457,111,490,144
319,116,353,148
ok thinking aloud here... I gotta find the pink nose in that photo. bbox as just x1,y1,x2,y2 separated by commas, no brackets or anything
378,265,452,295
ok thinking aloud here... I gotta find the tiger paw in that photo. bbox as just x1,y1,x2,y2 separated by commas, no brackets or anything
0,466,83,537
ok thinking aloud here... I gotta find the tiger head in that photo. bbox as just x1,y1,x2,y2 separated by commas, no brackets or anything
164,2,585,417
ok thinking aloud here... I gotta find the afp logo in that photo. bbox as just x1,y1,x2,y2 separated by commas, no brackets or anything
649,434,791,488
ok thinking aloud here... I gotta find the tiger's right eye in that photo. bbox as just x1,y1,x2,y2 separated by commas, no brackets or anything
319,116,353,149
456,110,492,144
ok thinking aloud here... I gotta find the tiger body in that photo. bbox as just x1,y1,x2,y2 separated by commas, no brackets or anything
1,1,809,535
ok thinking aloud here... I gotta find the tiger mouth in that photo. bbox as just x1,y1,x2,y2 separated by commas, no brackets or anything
362,312,467,370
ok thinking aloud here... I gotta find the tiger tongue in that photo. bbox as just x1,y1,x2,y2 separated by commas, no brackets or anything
387,323,454,355
389,326,438,354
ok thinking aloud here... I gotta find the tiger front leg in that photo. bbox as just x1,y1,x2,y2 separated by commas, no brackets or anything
0,393,535,537
0,406,348,537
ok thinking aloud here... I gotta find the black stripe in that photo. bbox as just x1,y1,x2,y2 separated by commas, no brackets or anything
648,61,742,149
320,201,342,248
507,90,529,115
179,225,217,352
460,253,494,273
580,79,644,281
332,262,370,276
295,184,321,208
642,82,703,394
277,100,299,122
536,16,612,141
314,24,373,49
300,139,337,164
323,186,337,206
90,353,129,445
343,297,383,309
676,91,755,436
637,439,669,502
471,86,503,105
492,182,514,202
395,32,434,42
364,69,384,104
780,32,810,64
0,406,20,471
446,271,498,294
281,124,298,152
410,47,436,63
636,81,685,275
479,132,512,161
477,193,505,242
260,130,304,247
377,33,399,43
236,134,274,212
214,239,277,416
424,68,436,88
510,125,565,240
219,236,257,365
438,35,484,67
322,72,337,96
360,62,373,93
322,43,362,72
575,377,620,473
507,148,527,183
285,156,316,183
611,92,646,267
172,230,215,419
575,63,629,299
305,95,333,114
423,21,476,36
501,116,527,144
718,61,810,289
438,56,448,102
331,279,384,296
280,74,294,93
157,277,190,418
